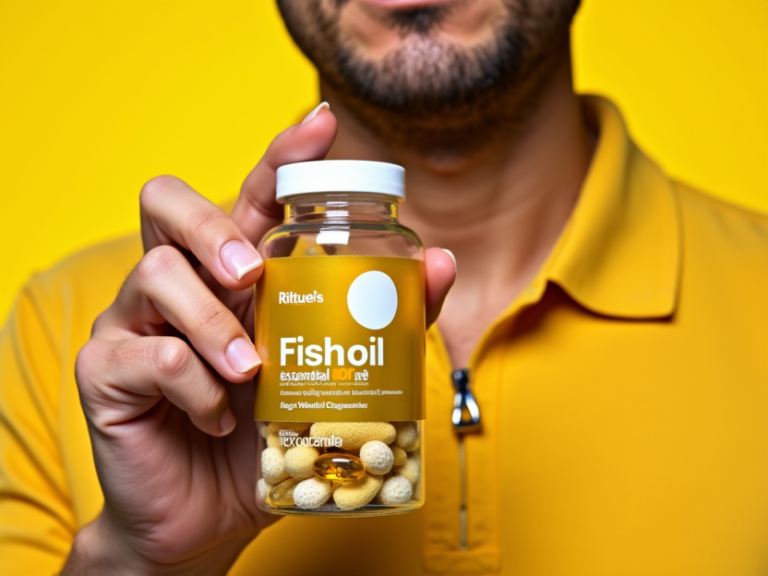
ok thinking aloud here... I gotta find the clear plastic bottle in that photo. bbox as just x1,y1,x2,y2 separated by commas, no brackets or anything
254,160,425,517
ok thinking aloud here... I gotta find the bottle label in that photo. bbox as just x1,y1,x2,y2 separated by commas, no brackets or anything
254,256,425,422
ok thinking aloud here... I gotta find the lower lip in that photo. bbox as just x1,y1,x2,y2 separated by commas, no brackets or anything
358,0,454,9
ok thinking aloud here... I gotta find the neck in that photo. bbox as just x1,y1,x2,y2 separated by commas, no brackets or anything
323,49,594,366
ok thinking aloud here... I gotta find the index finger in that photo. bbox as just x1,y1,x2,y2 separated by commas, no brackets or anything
231,103,338,245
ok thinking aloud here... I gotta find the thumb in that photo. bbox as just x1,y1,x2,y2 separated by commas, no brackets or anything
425,248,457,327
231,103,338,244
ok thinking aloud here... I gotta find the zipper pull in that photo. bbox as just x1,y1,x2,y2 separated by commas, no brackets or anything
451,368,481,433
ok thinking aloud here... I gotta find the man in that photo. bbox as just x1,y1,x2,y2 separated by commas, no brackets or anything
1,0,765,574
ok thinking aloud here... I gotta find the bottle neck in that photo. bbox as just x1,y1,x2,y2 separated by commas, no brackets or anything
283,193,400,225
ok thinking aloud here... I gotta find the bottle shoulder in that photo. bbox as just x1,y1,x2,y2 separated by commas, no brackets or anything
259,222,423,260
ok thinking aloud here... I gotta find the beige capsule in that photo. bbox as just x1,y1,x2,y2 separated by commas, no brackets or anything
284,445,320,479
310,422,396,450
391,446,408,467
403,437,420,453
332,474,384,511
396,453,421,486
261,447,291,484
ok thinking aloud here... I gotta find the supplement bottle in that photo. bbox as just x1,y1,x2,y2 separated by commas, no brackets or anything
254,160,425,517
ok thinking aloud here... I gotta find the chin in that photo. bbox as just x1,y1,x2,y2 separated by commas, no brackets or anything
336,0,506,62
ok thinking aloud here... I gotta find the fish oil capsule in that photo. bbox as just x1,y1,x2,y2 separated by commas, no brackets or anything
268,477,302,507
313,453,365,481
254,160,425,517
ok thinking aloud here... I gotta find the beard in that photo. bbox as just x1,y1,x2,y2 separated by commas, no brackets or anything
278,1,577,159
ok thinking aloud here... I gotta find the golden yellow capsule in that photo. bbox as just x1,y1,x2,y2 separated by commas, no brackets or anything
333,474,383,511
268,477,302,507
309,422,396,450
313,453,366,482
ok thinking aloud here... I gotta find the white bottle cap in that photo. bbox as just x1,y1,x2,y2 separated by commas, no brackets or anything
275,160,405,203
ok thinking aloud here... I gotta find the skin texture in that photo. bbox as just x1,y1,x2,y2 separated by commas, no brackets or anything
280,0,593,366
66,0,593,572
278,0,580,157
63,111,455,575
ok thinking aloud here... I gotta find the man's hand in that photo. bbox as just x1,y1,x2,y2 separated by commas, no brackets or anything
64,106,456,575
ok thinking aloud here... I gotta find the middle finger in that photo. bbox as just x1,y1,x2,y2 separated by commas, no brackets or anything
97,244,261,382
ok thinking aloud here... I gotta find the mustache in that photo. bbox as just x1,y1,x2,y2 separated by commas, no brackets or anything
383,6,453,34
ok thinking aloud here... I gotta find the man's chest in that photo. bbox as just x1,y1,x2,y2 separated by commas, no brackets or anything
229,297,766,575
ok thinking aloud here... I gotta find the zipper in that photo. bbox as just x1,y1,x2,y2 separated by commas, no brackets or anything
435,281,545,555
451,368,481,551
458,436,468,550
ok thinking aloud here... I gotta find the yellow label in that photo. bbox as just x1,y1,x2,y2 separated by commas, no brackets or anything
254,256,425,422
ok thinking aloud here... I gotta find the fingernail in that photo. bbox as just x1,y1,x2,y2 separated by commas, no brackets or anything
301,101,330,125
221,240,262,280
443,249,457,271
219,409,236,436
226,337,262,373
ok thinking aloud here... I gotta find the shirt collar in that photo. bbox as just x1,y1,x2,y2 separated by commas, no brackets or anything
543,95,682,319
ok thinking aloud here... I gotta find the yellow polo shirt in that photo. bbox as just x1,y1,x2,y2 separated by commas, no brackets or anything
1,97,766,575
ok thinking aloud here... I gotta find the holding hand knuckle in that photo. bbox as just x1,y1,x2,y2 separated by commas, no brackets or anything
194,300,229,333
90,310,109,337
154,338,193,379
188,207,230,242
136,245,182,286
75,340,103,390
195,385,227,419
139,175,182,209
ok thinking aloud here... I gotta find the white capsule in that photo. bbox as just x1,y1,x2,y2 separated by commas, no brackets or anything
379,475,413,505
393,421,418,449
293,477,333,509
261,447,290,484
359,440,394,475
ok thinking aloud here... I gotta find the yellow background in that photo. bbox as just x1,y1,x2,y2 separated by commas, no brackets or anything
1,0,766,323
